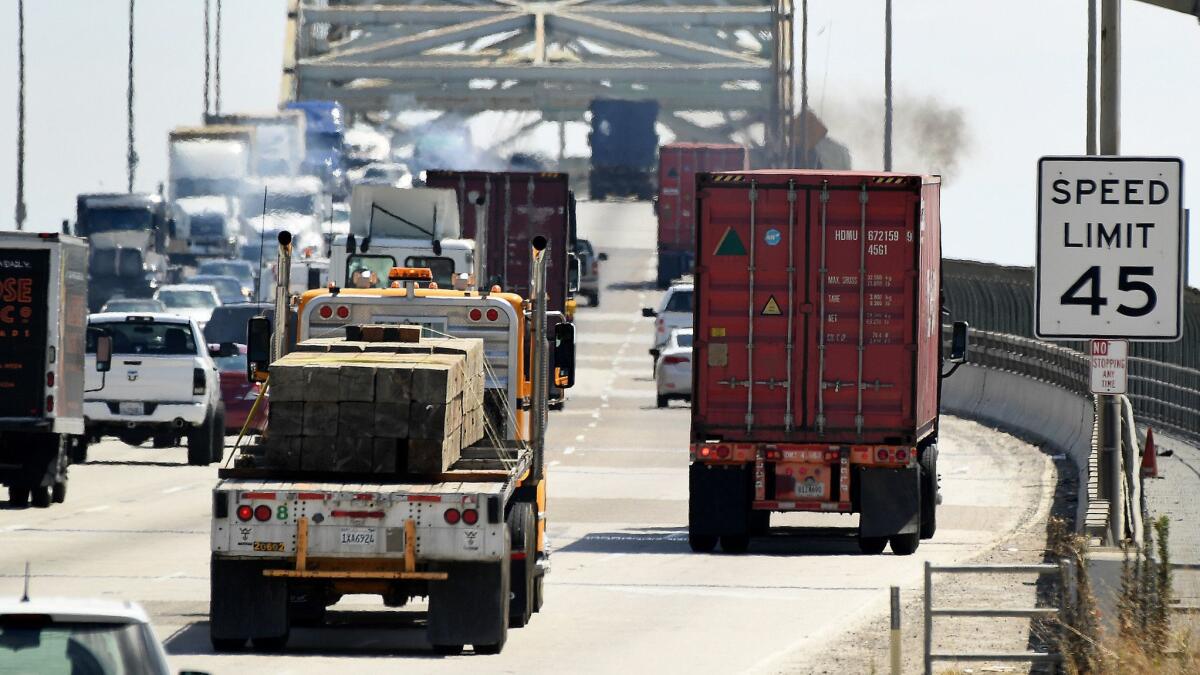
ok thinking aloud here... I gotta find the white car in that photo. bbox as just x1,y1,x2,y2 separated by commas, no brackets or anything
0,595,177,674
154,284,222,329
84,313,225,465
642,281,693,368
655,328,693,408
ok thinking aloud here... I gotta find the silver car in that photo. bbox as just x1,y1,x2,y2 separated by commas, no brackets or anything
655,328,693,407
642,281,693,369
573,238,607,307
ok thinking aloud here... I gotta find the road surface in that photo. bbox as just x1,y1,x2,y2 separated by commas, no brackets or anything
0,201,1053,674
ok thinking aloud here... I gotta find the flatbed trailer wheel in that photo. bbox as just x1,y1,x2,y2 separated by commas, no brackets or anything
508,503,536,628
432,644,464,655
858,536,888,555
188,412,215,466
688,533,718,553
210,405,226,464
210,638,246,653
30,485,51,509
719,535,749,554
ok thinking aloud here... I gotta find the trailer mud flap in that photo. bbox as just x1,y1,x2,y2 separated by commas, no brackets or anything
210,556,289,641
857,467,920,538
689,463,752,537
428,557,511,648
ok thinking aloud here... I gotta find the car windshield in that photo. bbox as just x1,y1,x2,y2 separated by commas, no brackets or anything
81,207,154,235
190,277,242,303
157,289,217,309
88,321,197,356
101,299,165,313
212,351,248,373
674,332,693,348
0,620,165,675
664,290,693,313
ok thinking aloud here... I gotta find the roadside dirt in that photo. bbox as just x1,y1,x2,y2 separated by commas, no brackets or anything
765,419,1076,675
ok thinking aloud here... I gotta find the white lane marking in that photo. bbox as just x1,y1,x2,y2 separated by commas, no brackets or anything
550,460,561,467
601,403,610,408
153,571,186,582
574,434,585,442
591,411,601,419
587,421,597,428
80,505,111,514
161,483,198,495
0,524,29,533
564,446,576,455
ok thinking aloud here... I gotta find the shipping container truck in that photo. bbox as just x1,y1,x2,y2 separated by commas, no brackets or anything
655,143,747,288
204,111,307,177
588,99,658,201
207,233,573,653
688,171,968,556
0,232,105,508
168,125,255,264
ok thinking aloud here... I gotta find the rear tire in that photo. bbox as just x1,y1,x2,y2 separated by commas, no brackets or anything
8,485,29,508
52,480,67,504
920,445,938,540
70,436,88,464
432,644,464,655
188,413,215,466
508,503,536,628
30,485,51,509
152,433,174,449
250,634,289,652
210,405,227,464
210,638,246,652
719,535,750,554
688,533,718,552
588,291,599,308
858,536,888,555
656,394,669,408
889,532,920,556
475,642,503,655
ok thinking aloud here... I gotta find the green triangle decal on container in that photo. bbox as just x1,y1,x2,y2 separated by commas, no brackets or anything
713,227,747,256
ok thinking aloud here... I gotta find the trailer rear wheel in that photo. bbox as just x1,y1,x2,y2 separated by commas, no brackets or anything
210,405,227,464
508,503,536,628
210,638,246,653
8,485,29,508
70,436,88,464
30,485,51,509
920,445,938,539
719,535,749,554
688,533,718,552
432,644,464,655
251,634,289,652
858,536,888,555
889,532,920,556
52,480,67,504
656,395,669,408
188,413,215,466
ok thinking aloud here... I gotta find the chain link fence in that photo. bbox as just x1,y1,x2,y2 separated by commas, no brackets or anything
943,260,1200,442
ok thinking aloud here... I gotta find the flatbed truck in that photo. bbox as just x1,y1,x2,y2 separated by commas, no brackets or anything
208,233,572,653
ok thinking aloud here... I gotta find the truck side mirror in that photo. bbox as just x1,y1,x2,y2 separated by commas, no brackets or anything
641,307,657,318
552,322,576,389
345,233,357,255
567,253,581,294
246,316,272,382
950,321,970,363
95,335,113,373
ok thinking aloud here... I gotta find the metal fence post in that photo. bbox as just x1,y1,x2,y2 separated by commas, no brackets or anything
923,561,933,675
890,586,901,674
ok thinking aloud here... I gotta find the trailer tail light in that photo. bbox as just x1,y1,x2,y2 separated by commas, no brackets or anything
336,305,350,319
46,372,54,387
45,396,54,413
716,445,730,460
765,448,782,461
697,446,713,458
462,508,479,525
318,305,333,319
444,508,461,524
254,505,272,522
662,355,689,365
237,505,253,522
895,448,908,463
876,448,889,463
486,308,499,322
468,308,482,322
193,368,206,395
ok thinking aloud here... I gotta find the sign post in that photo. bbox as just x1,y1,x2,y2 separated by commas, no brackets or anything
1037,155,1184,546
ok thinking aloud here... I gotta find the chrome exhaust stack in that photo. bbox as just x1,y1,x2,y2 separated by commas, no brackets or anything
529,235,549,482
272,231,293,362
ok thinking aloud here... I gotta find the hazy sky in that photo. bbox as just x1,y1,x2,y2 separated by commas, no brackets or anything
1,1,1197,285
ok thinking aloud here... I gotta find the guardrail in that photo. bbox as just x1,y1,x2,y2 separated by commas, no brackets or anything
923,561,1066,675
950,328,1200,443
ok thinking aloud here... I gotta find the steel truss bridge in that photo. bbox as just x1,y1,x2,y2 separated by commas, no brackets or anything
282,0,795,165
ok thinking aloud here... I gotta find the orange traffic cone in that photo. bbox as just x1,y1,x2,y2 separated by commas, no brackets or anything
1141,427,1159,478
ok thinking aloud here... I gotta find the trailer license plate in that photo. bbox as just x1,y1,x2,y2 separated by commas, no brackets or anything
119,402,143,416
340,528,376,546
795,478,824,498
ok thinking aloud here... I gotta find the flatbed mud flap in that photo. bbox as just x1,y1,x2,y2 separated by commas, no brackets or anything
210,555,289,641
857,467,920,538
689,463,752,536
428,557,511,648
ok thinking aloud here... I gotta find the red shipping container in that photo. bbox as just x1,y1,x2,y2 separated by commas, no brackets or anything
425,171,574,313
657,144,747,251
692,170,942,446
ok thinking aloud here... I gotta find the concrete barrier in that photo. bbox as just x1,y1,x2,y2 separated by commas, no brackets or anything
942,364,1095,528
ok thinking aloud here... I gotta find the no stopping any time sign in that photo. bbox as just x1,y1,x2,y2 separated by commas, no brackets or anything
1036,156,1184,341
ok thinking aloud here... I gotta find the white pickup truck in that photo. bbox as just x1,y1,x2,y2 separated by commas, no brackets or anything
84,313,225,465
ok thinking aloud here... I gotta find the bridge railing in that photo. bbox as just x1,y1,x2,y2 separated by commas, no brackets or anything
948,328,1200,443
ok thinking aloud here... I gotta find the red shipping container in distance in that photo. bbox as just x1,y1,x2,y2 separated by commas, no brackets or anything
691,170,943,447
655,143,746,288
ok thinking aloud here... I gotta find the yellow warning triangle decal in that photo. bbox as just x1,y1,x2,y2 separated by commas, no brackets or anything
761,295,781,316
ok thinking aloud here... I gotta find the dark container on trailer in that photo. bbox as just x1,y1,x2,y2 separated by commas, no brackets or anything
688,170,945,556
424,170,575,315
587,99,659,200
655,143,747,287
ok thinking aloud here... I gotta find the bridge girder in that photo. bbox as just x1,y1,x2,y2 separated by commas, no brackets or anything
283,0,794,165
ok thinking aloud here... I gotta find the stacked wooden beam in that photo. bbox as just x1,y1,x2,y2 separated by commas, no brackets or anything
262,326,486,475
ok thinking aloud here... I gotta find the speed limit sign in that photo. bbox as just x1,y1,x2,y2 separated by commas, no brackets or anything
1036,156,1184,341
